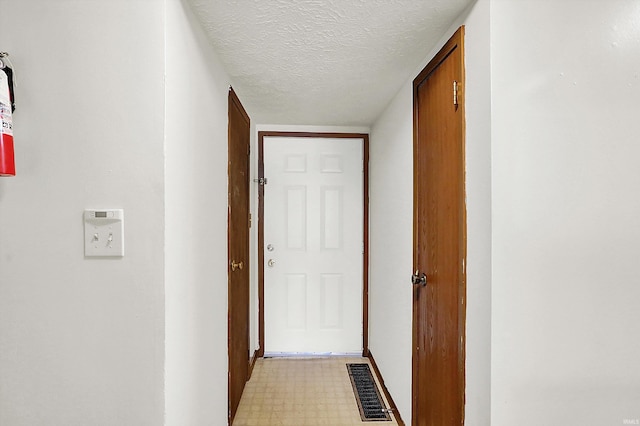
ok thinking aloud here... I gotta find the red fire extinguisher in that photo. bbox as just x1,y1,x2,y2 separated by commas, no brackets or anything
0,53,15,177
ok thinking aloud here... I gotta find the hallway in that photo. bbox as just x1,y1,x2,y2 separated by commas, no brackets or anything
232,357,400,426
2,1,639,425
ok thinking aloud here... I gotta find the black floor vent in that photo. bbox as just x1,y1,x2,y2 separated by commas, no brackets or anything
346,363,391,422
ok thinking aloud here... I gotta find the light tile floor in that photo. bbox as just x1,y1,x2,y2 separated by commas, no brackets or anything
232,357,400,426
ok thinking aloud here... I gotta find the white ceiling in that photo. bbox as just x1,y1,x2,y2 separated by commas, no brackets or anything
187,0,474,126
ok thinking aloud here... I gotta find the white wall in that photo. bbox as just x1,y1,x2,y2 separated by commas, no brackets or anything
164,0,236,424
368,0,492,423
368,82,414,420
491,0,640,424
0,1,165,425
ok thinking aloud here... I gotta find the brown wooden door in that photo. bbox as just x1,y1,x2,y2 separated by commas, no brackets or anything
228,87,250,425
412,27,466,426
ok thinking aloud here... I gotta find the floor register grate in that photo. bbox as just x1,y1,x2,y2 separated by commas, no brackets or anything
346,363,392,422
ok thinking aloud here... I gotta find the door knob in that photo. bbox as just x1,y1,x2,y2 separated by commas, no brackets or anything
231,260,244,272
411,270,427,286
268,259,275,267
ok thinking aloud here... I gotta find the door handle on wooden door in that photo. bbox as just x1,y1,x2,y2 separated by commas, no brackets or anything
231,260,244,272
411,270,427,286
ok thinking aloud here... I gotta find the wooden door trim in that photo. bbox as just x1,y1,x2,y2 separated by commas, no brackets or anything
367,351,406,426
257,131,370,357
412,26,467,425
229,87,250,124
228,87,250,426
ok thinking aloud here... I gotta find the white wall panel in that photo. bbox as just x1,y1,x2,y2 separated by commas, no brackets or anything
165,0,235,424
491,0,640,424
0,1,165,424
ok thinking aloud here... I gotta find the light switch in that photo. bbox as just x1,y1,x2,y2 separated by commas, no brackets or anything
84,209,124,257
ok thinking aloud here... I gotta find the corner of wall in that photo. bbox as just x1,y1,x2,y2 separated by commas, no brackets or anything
164,0,234,424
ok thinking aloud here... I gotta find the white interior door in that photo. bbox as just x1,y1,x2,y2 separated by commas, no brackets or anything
264,136,364,354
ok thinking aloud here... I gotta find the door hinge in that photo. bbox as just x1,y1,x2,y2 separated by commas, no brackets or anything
253,177,268,186
453,81,459,106
249,213,252,228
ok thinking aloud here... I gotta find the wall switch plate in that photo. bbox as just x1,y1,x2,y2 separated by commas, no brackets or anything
84,209,124,257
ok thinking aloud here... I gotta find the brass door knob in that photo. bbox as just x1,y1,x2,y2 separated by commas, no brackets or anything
231,260,244,272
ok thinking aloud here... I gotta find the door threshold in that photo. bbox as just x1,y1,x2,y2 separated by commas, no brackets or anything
264,351,363,358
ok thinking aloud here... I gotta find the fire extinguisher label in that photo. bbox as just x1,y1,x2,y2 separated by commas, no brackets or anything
0,104,12,137
0,71,12,137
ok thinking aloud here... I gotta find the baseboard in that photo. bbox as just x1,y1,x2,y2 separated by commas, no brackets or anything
367,350,406,426
248,348,259,380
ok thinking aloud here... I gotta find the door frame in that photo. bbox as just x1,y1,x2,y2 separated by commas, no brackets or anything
412,26,467,425
257,131,370,357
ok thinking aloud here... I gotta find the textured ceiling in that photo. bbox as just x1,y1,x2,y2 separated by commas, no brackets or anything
187,0,474,126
